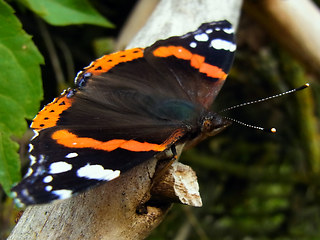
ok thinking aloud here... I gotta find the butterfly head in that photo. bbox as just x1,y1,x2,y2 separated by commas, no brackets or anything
200,112,231,137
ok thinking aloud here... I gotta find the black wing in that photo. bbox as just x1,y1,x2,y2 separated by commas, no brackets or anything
12,20,235,206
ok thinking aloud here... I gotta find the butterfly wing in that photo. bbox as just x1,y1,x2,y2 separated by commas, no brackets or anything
12,20,235,206
144,20,236,108
12,90,187,205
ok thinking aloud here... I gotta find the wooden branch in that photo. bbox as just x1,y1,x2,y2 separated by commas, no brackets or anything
150,161,202,207
8,0,242,239
127,0,242,49
244,0,320,75
115,0,159,51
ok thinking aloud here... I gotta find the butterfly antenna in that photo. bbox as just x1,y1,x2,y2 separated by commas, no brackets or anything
220,83,309,133
219,83,310,113
224,116,277,133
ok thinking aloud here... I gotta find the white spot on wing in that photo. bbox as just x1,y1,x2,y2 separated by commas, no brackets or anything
49,161,72,174
194,33,209,42
25,168,33,177
29,155,36,166
45,185,53,192
206,29,213,34
28,144,34,152
38,154,46,164
189,42,197,48
223,27,234,34
211,39,236,52
20,189,35,203
21,189,29,196
52,189,73,199
33,166,45,176
30,130,39,140
77,164,120,181
74,70,84,84
65,152,78,159
14,198,24,208
43,175,53,183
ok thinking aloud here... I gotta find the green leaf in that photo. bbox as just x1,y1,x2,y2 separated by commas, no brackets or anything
0,130,21,195
21,0,113,27
0,0,44,195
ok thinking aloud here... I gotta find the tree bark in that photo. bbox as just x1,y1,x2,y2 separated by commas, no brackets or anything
8,0,242,239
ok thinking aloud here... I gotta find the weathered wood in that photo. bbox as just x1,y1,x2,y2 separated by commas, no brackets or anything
151,161,203,207
127,0,242,49
115,0,159,51
8,1,242,239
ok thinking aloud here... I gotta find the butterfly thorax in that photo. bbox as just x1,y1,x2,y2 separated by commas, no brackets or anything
200,111,231,136
184,111,231,149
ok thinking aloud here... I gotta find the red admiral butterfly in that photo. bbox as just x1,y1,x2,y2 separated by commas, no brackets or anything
11,20,236,206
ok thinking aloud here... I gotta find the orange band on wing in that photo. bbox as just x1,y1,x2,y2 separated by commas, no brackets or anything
51,129,184,152
84,48,144,75
31,94,73,130
153,46,227,80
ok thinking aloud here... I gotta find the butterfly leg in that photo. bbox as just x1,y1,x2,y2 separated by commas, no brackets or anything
152,145,178,181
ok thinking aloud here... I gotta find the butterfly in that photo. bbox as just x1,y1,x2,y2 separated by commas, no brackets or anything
11,20,236,206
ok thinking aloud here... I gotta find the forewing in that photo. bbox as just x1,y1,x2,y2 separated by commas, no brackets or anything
144,20,236,108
